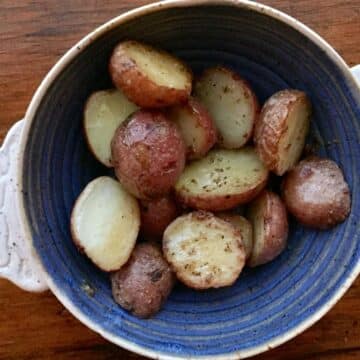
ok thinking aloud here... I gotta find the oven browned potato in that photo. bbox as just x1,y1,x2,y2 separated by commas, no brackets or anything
111,109,186,200
282,157,351,229
246,190,288,267
140,196,180,240
70,177,140,272
217,213,253,260
109,40,192,108
163,211,246,289
83,89,138,167
175,148,269,211
194,66,259,149
111,243,176,318
254,89,311,176
168,97,217,160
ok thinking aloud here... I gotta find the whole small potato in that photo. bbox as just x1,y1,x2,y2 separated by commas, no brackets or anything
247,190,288,267
111,243,176,318
111,110,186,199
282,156,351,229
140,196,180,240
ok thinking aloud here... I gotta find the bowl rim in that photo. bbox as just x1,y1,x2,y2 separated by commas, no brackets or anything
16,0,360,359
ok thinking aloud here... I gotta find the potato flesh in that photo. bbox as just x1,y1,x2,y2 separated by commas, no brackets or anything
176,148,268,197
71,177,140,271
194,68,256,148
168,98,217,159
126,44,189,89
84,90,137,166
277,99,310,174
163,212,245,289
171,106,208,156
217,214,253,260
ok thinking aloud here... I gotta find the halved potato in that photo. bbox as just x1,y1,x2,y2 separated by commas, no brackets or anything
246,190,288,267
109,40,192,108
70,176,140,271
175,148,269,211
217,213,253,260
168,97,217,160
194,66,259,149
254,89,311,176
84,89,138,167
163,211,246,289
282,156,351,229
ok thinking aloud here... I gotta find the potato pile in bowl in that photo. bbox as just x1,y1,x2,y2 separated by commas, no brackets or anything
71,40,351,318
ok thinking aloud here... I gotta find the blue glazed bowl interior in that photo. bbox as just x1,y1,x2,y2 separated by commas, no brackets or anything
22,3,360,358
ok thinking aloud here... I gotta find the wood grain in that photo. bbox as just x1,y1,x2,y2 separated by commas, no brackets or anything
0,1,359,359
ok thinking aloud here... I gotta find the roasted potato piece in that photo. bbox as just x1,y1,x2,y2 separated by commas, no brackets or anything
109,40,192,108
254,89,311,176
175,148,268,211
246,190,288,267
111,243,176,318
282,157,351,229
217,213,253,260
194,66,259,149
83,89,138,167
111,109,186,200
168,97,217,160
70,177,140,271
140,196,180,240
163,211,246,289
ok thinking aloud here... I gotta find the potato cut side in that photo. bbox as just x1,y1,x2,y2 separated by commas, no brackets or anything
254,89,311,176
109,41,192,108
163,211,245,289
247,190,288,267
71,176,140,271
124,42,189,90
194,66,259,149
175,148,269,211
84,89,138,167
217,213,253,260
168,97,217,159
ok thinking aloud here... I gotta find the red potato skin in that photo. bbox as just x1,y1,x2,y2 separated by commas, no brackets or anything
281,157,351,229
196,66,260,148
168,97,217,160
109,41,192,108
175,175,268,211
111,243,176,318
140,196,180,240
247,190,288,267
254,90,311,175
111,110,186,200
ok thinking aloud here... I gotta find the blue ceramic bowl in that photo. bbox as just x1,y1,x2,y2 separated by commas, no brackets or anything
17,0,360,358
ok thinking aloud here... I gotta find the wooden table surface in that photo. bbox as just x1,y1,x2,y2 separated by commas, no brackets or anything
0,1,359,359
